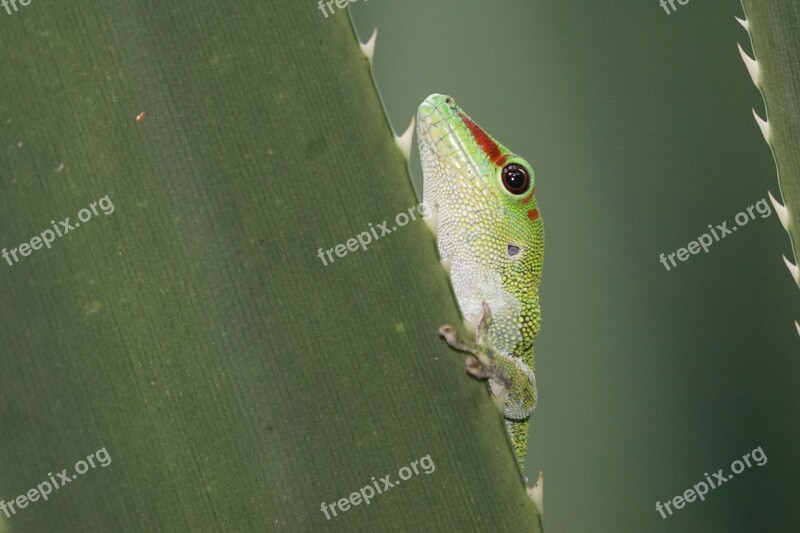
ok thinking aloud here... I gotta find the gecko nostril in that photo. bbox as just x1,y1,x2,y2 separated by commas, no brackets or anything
445,96,454,106
507,244,520,257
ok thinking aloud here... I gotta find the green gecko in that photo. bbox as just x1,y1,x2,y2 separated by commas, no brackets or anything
416,94,544,482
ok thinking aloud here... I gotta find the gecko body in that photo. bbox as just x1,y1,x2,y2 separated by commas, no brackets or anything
416,94,544,475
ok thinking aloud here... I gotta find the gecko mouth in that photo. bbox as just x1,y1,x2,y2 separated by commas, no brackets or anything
416,93,459,150
416,93,485,182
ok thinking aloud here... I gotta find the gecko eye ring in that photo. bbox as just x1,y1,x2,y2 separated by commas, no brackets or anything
501,163,530,195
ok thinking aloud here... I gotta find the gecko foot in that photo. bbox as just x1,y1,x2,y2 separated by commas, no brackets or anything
439,302,537,421
439,324,492,378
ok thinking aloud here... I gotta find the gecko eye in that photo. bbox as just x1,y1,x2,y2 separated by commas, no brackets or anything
501,163,530,195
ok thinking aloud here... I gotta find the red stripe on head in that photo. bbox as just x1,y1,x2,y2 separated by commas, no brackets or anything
458,111,505,166
527,209,539,220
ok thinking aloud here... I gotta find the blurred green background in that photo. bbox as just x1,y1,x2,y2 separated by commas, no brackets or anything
351,0,800,531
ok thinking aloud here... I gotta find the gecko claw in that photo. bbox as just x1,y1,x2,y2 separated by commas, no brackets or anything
475,301,492,344
439,324,476,353
438,324,462,348
465,355,492,379
440,324,495,379
438,324,456,340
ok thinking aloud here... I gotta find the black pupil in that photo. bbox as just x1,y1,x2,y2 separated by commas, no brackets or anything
502,164,529,194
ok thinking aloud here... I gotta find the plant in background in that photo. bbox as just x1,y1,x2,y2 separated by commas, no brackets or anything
737,2,800,335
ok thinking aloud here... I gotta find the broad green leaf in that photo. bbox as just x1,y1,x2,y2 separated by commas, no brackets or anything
0,1,541,531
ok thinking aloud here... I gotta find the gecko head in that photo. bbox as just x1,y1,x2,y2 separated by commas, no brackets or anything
416,93,540,231
416,93,542,256
416,94,543,353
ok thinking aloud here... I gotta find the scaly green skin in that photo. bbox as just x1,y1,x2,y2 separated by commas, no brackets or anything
739,2,800,301
416,94,544,474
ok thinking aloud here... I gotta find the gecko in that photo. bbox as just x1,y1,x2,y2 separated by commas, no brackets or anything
416,93,544,485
